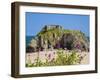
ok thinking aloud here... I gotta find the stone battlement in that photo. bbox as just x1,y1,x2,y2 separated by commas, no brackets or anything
42,25,63,31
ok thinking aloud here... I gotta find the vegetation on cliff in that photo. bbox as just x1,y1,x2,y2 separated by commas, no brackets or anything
26,25,89,52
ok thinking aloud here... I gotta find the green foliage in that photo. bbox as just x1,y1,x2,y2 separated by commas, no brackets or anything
67,50,79,65
26,50,80,67
54,50,67,65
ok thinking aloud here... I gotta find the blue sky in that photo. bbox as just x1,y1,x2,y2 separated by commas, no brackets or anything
26,12,90,37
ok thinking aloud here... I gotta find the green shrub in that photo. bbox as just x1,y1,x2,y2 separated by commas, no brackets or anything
67,50,79,65
55,50,68,65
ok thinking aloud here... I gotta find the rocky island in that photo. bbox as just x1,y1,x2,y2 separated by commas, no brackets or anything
26,25,89,67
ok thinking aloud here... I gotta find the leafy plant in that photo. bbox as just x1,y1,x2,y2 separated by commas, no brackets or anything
26,50,80,67
67,50,79,65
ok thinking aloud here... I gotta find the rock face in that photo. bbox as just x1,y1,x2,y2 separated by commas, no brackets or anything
26,25,89,52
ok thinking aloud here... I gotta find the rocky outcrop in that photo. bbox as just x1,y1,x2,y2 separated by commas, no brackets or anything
26,25,89,53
